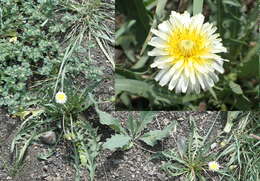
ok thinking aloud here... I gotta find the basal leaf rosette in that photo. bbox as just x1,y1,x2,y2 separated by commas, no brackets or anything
148,11,228,94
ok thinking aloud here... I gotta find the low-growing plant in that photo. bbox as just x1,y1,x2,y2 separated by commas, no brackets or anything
0,0,104,113
11,80,102,181
155,113,233,181
91,106,178,150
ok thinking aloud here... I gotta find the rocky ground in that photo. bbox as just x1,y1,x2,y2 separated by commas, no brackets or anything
0,109,226,181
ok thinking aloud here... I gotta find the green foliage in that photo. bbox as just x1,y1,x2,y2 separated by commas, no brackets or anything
103,134,132,150
217,112,260,181
99,111,177,150
71,120,102,181
115,0,259,110
4,0,112,180
0,0,103,113
156,114,231,181
11,82,101,180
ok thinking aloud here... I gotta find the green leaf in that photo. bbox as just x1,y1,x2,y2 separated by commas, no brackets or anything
135,111,156,137
139,120,177,146
116,0,150,46
95,108,126,134
126,115,137,137
229,81,243,94
193,0,204,15
223,0,241,7
155,0,167,19
103,134,131,150
176,136,187,159
224,111,241,133
89,94,126,134
115,78,151,97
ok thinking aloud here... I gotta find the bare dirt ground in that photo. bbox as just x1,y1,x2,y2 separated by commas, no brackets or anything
0,108,225,181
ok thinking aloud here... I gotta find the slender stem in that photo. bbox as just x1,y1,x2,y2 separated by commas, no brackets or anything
217,0,223,37
193,0,204,15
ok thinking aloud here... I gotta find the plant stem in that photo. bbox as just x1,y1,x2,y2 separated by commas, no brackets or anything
193,0,204,15
217,0,223,37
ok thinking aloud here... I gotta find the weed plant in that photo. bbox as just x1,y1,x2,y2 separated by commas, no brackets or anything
1,0,114,180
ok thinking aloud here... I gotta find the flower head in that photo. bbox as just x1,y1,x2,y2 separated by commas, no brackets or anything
55,91,67,104
9,36,17,43
148,11,228,94
208,161,220,172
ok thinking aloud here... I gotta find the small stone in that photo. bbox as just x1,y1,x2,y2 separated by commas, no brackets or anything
136,157,141,162
40,131,56,145
157,173,167,181
43,165,48,172
210,142,218,150
163,118,170,124
130,167,135,172
6,176,12,180
41,174,48,179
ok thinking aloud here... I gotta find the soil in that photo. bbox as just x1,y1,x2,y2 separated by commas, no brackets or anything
1,108,226,181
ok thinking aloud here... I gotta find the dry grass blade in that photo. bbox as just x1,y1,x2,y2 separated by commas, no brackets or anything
95,36,115,69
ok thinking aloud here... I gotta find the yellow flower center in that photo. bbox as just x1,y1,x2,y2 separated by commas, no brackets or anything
180,39,194,55
165,27,211,69
57,93,65,100
180,39,194,50
168,28,208,57
209,162,220,171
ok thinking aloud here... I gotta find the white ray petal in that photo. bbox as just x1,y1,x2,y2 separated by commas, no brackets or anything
205,75,214,88
175,76,183,93
190,68,196,85
151,56,173,68
191,13,204,30
151,28,169,41
148,37,168,48
159,65,178,86
155,68,170,81
196,72,206,90
158,21,172,34
148,48,168,56
168,69,183,90
212,62,224,73
181,76,189,93
208,71,219,83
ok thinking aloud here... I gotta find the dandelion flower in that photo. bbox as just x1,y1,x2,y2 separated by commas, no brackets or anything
148,11,228,94
208,161,220,172
9,36,17,43
55,91,67,104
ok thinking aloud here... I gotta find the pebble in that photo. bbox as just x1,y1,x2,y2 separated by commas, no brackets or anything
40,131,56,145
210,142,218,150
130,166,135,172
43,165,48,172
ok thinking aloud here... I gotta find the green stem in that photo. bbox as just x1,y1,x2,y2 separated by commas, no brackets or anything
193,0,204,15
217,0,223,37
